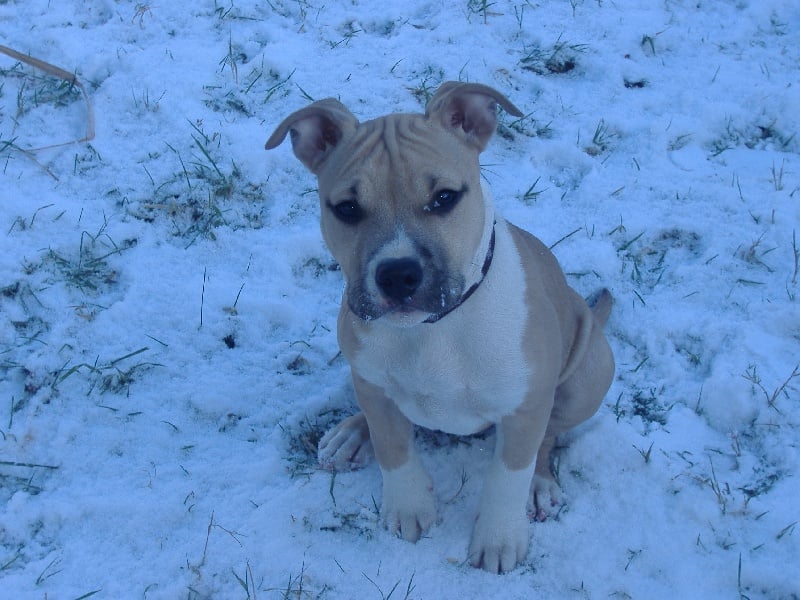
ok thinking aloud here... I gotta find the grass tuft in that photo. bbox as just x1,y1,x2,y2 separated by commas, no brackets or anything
56,346,162,397
741,363,800,410
585,118,617,156
634,442,654,464
41,221,135,295
711,116,796,156
736,235,776,273
406,67,444,106
502,112,554,140
519,176,548,205
466,0,499,24
129,122,266,245
362,569,416,600
776,521,796,541
520,36,588,75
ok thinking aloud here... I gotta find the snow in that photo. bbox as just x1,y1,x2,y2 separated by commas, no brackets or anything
1,0,799,598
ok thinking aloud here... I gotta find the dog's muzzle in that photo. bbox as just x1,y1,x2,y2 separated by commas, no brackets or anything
348,224,496,325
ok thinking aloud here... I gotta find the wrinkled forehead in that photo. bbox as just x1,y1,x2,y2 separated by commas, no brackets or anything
317,113,475,190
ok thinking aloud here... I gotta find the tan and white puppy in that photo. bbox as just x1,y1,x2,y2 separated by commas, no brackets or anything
266,82,615,573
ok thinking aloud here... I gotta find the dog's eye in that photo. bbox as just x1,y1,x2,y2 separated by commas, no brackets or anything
330,200,363,224
426,189,461,214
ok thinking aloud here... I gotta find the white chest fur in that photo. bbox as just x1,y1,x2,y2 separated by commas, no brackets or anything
351,220,530,435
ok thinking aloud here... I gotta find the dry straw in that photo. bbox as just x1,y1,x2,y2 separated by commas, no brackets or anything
0,43,95,151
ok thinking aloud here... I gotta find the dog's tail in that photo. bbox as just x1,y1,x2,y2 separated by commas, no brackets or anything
589,288,613,327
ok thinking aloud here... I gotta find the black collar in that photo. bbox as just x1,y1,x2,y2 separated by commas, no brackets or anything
424,224,496,324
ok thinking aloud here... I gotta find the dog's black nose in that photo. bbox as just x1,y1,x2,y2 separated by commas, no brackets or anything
375,258,423,300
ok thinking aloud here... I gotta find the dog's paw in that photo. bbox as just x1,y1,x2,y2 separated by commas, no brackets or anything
381,460,437,543
530,474,564,521
318,412,374,470
468,510,530,574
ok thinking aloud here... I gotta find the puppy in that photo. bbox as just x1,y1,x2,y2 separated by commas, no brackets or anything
266,82,614,573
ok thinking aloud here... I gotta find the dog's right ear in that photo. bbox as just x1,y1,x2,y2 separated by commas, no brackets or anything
265,99,359,173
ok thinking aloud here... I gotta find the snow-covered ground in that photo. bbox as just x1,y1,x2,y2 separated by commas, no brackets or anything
1,1,798,597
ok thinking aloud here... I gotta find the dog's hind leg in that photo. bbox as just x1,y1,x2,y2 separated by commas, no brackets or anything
531,295,615,519
531,434,564,520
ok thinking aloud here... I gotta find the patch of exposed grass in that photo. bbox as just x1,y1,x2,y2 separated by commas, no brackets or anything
630,387,670,427
518,176,548,205
40,219,136,294
129,121,266,246
742,363,800,410
466,0,500,24
500,111,554,141
55,346,162,398
520,37,589,75
584,118,617,156
735,234,777,273
710,116,797,156
362,570,416,600
327,20,363,49
406,66,445,106
612,227,704,294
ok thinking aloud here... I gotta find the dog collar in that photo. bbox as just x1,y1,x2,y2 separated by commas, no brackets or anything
424,223,496,324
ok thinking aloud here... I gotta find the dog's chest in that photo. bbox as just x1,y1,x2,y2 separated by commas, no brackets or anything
353,305,529,435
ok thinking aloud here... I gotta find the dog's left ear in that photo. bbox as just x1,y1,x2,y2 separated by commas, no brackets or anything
266,98,359,173
426,82,523,151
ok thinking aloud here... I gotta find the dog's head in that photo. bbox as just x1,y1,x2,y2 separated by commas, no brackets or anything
267,82,522,326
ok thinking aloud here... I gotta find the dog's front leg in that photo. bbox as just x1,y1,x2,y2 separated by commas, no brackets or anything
352,372,437,543
468,393,553,573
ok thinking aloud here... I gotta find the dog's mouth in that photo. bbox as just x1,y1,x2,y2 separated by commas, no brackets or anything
380,303,433,327
347,281,462,325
